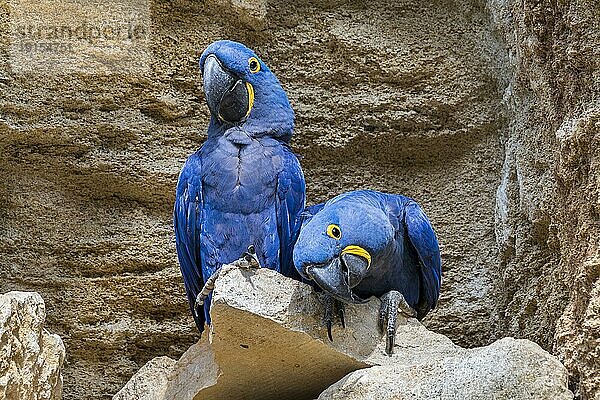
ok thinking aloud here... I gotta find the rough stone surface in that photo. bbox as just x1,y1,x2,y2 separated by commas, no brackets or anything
163,339,220,400
320,337,573,400
0,0,597,398
116,267,573,400
112,357,176,400
0,291,65,400
202,267,371,400
487,0,600,398
114,338,222,400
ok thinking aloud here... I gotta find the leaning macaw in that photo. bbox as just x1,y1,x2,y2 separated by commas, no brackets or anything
293,190,442,355
174,40,305,334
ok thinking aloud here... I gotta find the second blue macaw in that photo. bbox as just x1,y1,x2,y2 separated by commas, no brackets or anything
294,190,442,355
174,40,305,334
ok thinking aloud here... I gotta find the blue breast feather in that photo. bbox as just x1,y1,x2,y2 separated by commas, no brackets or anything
174,138,305,332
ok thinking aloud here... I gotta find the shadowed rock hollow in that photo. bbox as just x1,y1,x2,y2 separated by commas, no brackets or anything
0,0,598,398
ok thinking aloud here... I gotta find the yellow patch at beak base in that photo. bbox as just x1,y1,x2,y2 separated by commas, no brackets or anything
245,82,254,118
341,245,371,267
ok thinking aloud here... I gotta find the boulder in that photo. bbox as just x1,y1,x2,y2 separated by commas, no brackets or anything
115,267,573,400
320,337,573,400
0,291,65,400
112,357,176,400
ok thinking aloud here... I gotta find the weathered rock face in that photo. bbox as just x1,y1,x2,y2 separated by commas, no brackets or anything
487,0,600,398
0,0,597,398
115,267,573,400
0,0,505,397
112,357,176,400
320,337,573,400
0,291,65,400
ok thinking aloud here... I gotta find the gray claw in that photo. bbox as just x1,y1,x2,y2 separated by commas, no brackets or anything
324,295,334,341
238,245,261,269
338,302,346,329
195,267,222,317
323,294,347,342
194,293,206,317
386,309,397,355
194,245,261,319
379,290,415,356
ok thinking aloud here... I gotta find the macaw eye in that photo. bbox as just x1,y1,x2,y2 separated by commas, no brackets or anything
248,57,260,73
327,224,342,240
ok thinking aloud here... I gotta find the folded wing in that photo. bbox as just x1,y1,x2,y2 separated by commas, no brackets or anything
404,201,442,317
173,154,206,333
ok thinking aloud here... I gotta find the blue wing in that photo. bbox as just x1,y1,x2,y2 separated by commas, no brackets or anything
275,146,306,279
403,200,442,317
299,202,325,227
173,153,206,333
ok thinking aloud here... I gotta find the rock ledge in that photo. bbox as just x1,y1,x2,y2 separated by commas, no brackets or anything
115,266,573,400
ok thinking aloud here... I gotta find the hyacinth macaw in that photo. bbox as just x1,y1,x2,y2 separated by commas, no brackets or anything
293,190,442,355
174,40,305,334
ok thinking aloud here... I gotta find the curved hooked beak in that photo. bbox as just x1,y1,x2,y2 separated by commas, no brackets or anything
304,246,372,304
202,55,254,123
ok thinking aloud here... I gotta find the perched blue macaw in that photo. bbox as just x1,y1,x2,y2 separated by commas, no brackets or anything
174,40,305,334
293,190,442,355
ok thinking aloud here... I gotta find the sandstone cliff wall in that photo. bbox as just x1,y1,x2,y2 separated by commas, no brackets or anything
0,0,597,398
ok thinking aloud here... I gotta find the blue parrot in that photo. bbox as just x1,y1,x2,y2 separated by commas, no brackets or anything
293,190,441,355
174,40,305,334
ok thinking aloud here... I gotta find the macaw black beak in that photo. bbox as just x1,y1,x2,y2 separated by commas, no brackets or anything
202,55,253,123
340,252,371,287
305,255,370,304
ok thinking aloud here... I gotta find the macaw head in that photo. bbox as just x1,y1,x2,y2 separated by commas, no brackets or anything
199,40,294,142
293,195,395,303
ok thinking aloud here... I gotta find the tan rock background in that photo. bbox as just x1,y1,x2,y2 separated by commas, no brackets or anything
0,0,597,399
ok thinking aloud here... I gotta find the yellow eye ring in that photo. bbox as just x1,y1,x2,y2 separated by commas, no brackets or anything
327,224,342,240
248,57,260,73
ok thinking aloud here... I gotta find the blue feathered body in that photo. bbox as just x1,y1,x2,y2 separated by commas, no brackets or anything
201,135,284,273
295,190,441,319
174,41,305,333
175,134,304,331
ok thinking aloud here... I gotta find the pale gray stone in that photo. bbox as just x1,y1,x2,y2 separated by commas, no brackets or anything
0,292,65,400
116,267,573,400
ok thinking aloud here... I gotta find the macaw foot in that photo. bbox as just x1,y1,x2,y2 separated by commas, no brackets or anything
378,290,417,356
232,244,261,270
323,294,346,342
193,245,261,317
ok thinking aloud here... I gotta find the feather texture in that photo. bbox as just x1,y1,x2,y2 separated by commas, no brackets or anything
294,190,442,319
174,41,305,334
